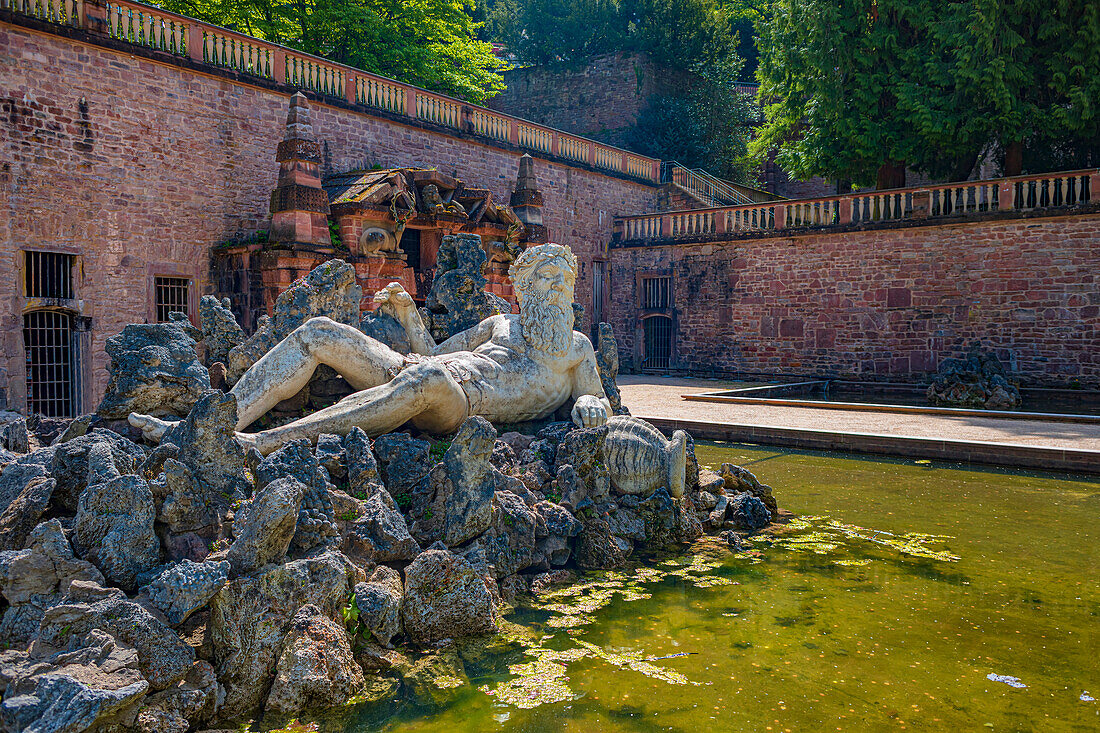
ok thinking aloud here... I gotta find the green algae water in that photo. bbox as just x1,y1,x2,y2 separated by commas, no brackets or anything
339,444,1100,733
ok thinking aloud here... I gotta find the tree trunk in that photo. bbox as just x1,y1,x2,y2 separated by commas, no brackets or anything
876,161,906,189
1004,141,1023,177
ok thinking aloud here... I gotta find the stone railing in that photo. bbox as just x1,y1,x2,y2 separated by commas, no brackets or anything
1,0,662,183
615,169,1100,242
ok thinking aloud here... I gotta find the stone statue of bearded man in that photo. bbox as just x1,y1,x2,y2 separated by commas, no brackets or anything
130,243,611,454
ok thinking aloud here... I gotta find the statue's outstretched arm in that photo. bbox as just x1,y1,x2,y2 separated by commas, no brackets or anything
431,316,498,356
374,283,436,355
570,339,612,427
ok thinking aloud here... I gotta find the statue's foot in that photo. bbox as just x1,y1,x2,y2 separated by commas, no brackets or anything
127,413,175,443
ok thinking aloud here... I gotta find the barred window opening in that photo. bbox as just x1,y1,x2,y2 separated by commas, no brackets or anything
26,251,74,299
155,277,191,322
641,276,671,310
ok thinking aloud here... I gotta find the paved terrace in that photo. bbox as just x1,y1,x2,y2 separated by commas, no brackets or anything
618,376,1100,473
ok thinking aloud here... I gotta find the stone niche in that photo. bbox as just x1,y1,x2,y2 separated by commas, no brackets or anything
325,166,525,311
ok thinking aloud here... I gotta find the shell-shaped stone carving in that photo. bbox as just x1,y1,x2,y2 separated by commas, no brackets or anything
601,416,688,498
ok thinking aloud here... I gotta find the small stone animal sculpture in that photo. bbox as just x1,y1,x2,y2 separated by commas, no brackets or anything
601,416,688,498
360,227,397,257
421,184,448,214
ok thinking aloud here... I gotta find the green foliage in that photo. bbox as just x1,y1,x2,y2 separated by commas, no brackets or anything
429,440,452,462
154,0,507,102
494,0,752,72
627,57,761,180
341,593,362,635
752,0,1100,187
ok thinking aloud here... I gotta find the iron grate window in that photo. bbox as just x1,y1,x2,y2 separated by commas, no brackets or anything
155,277,191,322
641,276,671,309
24,310,76,418
25,251,74,299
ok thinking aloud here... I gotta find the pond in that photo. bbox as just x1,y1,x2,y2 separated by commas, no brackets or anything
340,444,1100,733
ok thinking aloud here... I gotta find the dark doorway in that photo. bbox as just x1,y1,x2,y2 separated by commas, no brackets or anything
642,315,673,371
399,227,421,270
23,309,77,417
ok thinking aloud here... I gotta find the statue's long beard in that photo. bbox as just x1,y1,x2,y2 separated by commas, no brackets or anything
520,290,574,356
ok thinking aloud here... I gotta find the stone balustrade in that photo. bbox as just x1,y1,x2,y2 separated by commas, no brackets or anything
615,170,1100,242
1,0,661,183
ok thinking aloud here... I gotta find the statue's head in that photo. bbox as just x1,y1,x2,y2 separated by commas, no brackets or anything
509,243,578,355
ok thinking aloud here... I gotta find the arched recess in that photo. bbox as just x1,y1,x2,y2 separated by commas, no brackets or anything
22,308,80,417
640,313,674,372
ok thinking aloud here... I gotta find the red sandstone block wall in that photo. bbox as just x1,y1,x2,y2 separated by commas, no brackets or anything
608,214,1100,387
0,23,655,410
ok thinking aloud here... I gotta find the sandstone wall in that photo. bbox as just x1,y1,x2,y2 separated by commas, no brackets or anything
489,53,691,150
0,22,656,410
608,213,1100,387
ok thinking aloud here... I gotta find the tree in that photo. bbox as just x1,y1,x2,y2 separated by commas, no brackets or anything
752,0,1100,188
156,0,507,103
627,57,761,181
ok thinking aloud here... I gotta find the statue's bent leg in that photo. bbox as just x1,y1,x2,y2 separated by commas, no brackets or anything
231,317,404,430
244,360,469,455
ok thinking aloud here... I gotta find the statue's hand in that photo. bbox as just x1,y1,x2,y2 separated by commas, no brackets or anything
374,282,416,321
571,394,608,429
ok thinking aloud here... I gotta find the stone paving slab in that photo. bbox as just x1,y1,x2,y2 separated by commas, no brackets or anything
619,375,1100,453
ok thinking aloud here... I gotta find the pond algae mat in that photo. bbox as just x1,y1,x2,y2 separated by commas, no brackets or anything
310,443,1099,733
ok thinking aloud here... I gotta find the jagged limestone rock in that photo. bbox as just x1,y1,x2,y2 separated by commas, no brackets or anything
533,500,582,568
256,439,337,554
595,322,628,415
144,559,231,626
927,343,1022,409
465,490,538,579
344,427,383,498
73,472,160,593
264,603,366,715
160,391,250,502
198,295,245,367
354,566,403,648
422,233,509,342
728,492,771,530
373,432,433,517
575,513,628,570
343,488,421,564
0,463,54,551
133,660,219,733
401,548,498,645
439,416,497,547
359,308,412,354
0,520,104,647
48,428,145,512
208,549,358,721
315,433,347,482
553,424,610,503
0,630,148,733
38,588,195,691
226,259,362,384
718,462,777,515
97,314,211,419
227,476,304,574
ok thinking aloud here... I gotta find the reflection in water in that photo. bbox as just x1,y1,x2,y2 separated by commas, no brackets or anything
333,444,1099,733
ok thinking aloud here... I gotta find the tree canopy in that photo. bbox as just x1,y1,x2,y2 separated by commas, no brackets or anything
156,0,507,103
491,0,756,75
752,0,1100,187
